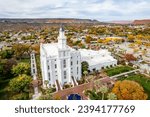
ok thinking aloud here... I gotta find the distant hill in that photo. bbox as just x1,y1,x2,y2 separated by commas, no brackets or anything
0,18,101,24
108,19,150,25
133,19,150,25
109,20,133,24
0,18,106,31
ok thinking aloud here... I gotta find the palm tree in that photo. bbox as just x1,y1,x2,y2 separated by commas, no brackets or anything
94,80,101,90
44,80,49,89
83,71,88,83
99,85,108,100
83,70,88,77
107,92,117,100
81,61,89,74
85,89,101,100
39,91,52,100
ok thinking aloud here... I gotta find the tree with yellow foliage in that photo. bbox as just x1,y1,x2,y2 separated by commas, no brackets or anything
97,39,103,43
112,80,148,100
142,49,147,55
135,40,142,46
128,43,135,48
113,38,122,44
133,48,139,53
103,38,111,44
85,35,92,44
127,35,135,42
136,34,143,40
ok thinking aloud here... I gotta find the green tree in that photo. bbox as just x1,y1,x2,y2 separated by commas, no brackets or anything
11,93,30,100
2,59,17,78
81,61,89,75
85,89,101,100
44,80,49,89
39,88,53,100
0,50,14,59
0,61,3,75
99,85,108,100
85,85,117,100
94,80,102,90
83,71,88,78
12,62,30,76
9,74,32,93
39,93,52,100
107,92,117,100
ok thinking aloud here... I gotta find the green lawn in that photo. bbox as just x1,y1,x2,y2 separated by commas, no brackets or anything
119,74,150,100
105,65,134,76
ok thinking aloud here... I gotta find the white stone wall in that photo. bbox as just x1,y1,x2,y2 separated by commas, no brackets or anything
88,60,117,72
70,51,81,80
47,57,57,86
40,53,49,87
40,44,81,88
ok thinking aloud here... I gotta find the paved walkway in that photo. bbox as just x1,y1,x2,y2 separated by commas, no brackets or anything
53,81,94,100
50,69,143,100
52,77,114,100
141,73,150,79
110,69,140,79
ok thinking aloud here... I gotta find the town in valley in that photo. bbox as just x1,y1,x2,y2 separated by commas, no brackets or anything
0,18,150,100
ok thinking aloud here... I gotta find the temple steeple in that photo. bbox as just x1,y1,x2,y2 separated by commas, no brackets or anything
58,25,67,49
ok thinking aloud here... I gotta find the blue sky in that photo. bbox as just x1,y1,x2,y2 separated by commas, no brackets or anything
0,0,149,21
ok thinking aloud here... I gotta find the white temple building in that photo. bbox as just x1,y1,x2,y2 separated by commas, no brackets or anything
79,49,117,72
40,27,117,90
40,27,81,90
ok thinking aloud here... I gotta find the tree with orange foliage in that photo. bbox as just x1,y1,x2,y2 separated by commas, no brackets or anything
124,54,137,62
12,44,31,59
145,43,150,47
112,80,148,100
31,44,40,54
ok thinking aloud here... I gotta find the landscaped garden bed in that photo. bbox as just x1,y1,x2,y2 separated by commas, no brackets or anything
105,65,134,76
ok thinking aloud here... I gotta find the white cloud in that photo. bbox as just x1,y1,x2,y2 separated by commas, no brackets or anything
0,0,149,20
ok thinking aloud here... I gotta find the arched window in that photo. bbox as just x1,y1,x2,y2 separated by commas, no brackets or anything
48,72,51,80
55,64,57,69
63,59,66,68
64,71,67,79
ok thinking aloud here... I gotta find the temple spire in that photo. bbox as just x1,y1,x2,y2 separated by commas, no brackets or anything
58,25,66,48
59,24,65,32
